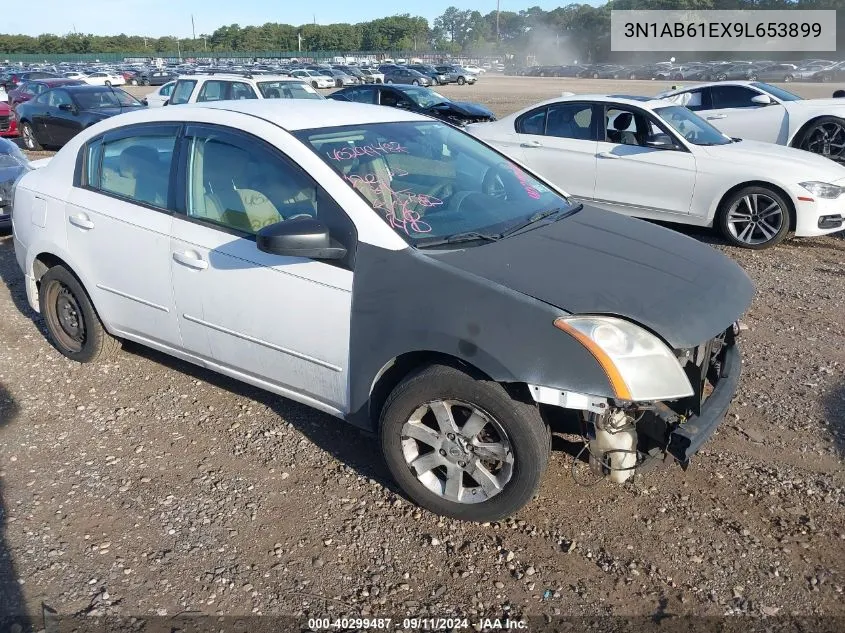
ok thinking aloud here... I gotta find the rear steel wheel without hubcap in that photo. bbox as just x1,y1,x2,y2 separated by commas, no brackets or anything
726,193,785,246
801,120,845,162
45,283,86,353
401,400,514,504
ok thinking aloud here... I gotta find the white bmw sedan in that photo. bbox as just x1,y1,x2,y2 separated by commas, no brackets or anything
467,94,845,249
11,100,754,521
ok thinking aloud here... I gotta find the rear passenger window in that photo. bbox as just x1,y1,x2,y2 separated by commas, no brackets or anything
169,80,196,105
197,80,227,102
545,104,594,140
88,131,176,208
517,108,547,135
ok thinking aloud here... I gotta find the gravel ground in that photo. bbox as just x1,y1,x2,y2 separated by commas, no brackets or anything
1,76,844,629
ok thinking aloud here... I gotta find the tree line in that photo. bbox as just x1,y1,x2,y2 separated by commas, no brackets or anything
0,1,841,62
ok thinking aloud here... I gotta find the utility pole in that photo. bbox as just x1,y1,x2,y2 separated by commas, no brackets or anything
191,15,196,41
496,0,500,41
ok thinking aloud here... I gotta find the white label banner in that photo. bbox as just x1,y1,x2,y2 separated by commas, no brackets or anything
611,10,837,52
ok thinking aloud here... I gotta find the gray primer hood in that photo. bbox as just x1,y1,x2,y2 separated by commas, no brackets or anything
434,205,755,349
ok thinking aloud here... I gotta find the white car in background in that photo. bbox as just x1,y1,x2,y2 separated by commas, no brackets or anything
290,70,336,89
63,72,87,80
658,81,845,164
468,94,845,249
463,64,485,75
144,81,175,107
84,71,126,87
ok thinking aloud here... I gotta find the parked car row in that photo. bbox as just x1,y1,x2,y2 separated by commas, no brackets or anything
508,59,845,83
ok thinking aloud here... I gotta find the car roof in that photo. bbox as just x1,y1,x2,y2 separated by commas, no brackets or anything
63,84,131,93
660,80,761,95
179,73,301,82
35,78,84,86
99,99,429,132
518,93,674,111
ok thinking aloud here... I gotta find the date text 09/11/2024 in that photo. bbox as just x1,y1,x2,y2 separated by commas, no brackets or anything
306,617,528,630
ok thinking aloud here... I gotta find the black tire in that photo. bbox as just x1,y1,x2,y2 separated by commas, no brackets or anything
592,72,599,79
784,74,793,83
457,76,466,85
716,72,727,81
20,122,42,151
386,79,394,84
380,364,550,522
129,78,138,86
793,115,845,163
748,74,758,81
311,81,319,89
39,265,121,363
718,185,791,249
411,79,419,85
104,80,112,87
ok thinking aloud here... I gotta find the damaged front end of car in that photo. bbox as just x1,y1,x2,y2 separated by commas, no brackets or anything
530,320,745,483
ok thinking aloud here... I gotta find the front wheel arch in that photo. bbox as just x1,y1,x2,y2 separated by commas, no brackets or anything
368,351,502,431
790,115,845,153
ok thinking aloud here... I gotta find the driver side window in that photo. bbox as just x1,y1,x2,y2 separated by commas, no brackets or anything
605,107,676,149
711,85,760,109
48,90,72,107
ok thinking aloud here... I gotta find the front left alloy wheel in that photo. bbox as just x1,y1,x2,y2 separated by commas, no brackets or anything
718,186,791,249
796,116,845,163
380,364,550,521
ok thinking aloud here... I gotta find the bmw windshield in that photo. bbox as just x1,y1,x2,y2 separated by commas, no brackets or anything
295,121,578,246
654,105,732,146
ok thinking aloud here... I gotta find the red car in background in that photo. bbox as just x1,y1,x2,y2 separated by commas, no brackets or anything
7,78,84,111
0,101,17,137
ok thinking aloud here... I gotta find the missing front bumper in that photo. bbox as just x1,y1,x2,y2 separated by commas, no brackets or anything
667,341,742,465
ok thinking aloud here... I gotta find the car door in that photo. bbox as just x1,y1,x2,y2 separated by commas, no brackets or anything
66,124,182,348
169,124,355,414
44,89,82,147
513,103,599,201
697,84,788,143
593,105,696,218
26,92,52,140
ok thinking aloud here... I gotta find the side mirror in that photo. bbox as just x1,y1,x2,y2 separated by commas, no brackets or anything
58,103,77,113
141,98,148,106
751,94,773,106
162,99,169,106
257,217,346,260
645,133,677,150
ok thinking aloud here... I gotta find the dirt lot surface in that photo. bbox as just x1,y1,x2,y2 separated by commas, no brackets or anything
1,76,844,630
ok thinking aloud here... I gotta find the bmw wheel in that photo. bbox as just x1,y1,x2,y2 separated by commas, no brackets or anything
718,186,791,249
39,265,121,363
380,364,550,521
796,116,845,163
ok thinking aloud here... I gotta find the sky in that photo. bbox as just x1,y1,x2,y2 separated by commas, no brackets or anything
4,0,604,38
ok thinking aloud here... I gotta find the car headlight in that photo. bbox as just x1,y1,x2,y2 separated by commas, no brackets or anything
799,181,844,199
554,316,694,402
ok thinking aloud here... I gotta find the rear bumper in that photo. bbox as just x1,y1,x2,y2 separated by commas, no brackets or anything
667,341,742,464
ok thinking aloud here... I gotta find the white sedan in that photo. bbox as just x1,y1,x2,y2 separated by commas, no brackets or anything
658,81,845,163
468,94,845,248
10,99,754,520
84,71,126,87
290,70,335,89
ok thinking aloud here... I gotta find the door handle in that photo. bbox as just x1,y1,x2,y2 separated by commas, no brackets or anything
520,140,543,148
706,114,727,120
172,250,208,270
68,214,94,230
597,151,620,159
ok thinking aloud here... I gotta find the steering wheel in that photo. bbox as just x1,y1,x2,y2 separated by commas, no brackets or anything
482,166,509,201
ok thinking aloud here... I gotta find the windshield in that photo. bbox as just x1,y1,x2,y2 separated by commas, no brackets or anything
257,81,322,100
73,89,142,109
401,87,449,109
294,121,576,246
752,82,802,102
654,105,732,146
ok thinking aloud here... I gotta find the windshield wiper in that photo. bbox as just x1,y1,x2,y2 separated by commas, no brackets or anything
416,231,501,249
499,206,573,239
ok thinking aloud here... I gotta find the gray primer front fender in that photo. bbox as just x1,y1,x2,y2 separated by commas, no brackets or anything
346,243,613,430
